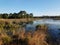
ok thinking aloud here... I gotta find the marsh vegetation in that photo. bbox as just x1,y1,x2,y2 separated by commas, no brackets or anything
0,11,60,45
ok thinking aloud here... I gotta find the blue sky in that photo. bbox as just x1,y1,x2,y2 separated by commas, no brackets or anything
0,0,60,16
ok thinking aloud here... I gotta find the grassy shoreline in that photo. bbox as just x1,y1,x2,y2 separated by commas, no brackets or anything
0,19,59,45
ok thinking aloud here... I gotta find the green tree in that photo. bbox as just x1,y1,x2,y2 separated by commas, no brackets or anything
8,13,17,18
18,11,27,18
29,13,33,18
0,14,2,18
2,13,8,19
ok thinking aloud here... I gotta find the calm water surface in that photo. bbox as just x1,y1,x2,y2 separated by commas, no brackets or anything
25,19,60,39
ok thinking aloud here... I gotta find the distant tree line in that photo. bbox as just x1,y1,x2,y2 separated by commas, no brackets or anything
0,11,33,19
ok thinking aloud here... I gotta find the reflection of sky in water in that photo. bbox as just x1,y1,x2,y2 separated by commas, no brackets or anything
33,19,60,25
25,19,60,39
48,24,60,39
25,24,36,31
26,19,60,31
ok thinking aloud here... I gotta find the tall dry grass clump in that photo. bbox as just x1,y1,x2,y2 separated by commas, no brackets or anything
27,24,48,45
18,24,48,45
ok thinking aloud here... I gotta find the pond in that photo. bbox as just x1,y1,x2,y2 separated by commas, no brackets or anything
25,19,60,39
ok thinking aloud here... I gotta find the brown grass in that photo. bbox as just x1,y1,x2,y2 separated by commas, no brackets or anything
0,19,49,45
17,24,48,45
